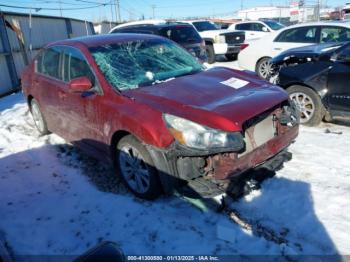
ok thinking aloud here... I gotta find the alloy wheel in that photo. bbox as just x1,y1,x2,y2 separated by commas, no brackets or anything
259,59,273,79
119,145,150,194
289,92,315,124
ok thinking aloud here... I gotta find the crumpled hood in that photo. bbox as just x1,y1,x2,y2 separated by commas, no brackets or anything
123,67,288,132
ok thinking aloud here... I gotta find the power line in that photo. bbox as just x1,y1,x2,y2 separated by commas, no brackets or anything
0,3,107,10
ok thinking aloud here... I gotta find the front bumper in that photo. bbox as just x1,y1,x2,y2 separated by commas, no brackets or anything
210,124,298,179
150,115,298,187
213,43,241,55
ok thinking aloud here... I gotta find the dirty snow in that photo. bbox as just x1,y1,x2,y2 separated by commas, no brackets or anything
0,61,350,257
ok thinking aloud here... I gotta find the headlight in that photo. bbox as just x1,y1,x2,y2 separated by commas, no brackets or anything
214,35,226,43
163,114,244,151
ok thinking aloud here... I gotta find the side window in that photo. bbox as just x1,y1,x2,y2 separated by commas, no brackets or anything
39,47,61,79
62,47,95,86
252,23,264,31
236,23,251,31
321,27,350,43
275,27,317,43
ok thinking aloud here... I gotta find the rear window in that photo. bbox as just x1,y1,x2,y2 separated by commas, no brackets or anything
160,26,202,43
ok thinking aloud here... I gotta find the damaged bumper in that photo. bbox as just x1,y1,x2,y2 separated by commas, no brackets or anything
148,105,299,192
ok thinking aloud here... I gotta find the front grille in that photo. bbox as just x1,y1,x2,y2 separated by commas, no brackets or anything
224,33,245,45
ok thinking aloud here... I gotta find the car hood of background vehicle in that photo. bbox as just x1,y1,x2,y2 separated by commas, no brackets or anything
123,67,288,132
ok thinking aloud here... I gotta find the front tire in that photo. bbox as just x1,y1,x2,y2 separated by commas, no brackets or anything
116,135,162,200
30,98,49,135
287,85,325,126
256,57,272,79
205,44,215,64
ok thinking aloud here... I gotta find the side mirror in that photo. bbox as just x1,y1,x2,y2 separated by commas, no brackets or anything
262,26,269,32
69,76,92,93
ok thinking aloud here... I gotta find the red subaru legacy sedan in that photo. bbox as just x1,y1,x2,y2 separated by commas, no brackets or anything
21,34,299,199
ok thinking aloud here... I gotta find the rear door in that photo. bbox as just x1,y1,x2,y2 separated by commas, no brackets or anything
327,45,350,114
271,26,319,57
33,46,66,134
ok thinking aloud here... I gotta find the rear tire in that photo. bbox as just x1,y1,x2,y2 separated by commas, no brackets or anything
30,98,49,135
205,44,215,64
287,85,325,126
256,57,272,79
115,135,162,200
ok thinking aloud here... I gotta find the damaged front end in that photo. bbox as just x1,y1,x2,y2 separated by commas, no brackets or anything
269,53,320,85
152,100,299,193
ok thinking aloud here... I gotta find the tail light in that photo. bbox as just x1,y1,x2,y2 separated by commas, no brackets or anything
240,43,249,50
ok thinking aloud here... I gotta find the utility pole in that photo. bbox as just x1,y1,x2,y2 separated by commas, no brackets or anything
240,0,243,10
151,4,156,19
58,0,63,17
110,0,114,28
115,0,121,22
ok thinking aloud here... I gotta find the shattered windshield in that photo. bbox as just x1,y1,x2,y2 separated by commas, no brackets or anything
89,39,203,91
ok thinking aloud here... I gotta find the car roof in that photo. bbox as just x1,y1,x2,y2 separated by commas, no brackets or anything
283,21,350,29
112,19,166,29
236,20,266,24
48,33,165,48
109,20,193,32
182,20,209,24
113,22,193,30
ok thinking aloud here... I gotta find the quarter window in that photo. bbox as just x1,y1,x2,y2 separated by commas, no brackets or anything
275,27,317,43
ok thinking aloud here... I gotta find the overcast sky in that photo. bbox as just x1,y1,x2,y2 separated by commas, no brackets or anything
0,0,347,22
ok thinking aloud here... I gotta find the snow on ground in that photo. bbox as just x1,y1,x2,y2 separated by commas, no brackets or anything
0,60,350,257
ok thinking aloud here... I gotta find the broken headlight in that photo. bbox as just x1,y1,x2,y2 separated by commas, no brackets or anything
163,114,244,151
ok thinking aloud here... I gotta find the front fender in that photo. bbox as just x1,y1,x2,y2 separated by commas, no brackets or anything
105,97,174,149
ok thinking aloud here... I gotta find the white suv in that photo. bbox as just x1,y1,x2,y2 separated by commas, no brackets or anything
183,20,245,63
229,20,285,41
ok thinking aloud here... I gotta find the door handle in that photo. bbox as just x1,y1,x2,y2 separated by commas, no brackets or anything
273,48,282,51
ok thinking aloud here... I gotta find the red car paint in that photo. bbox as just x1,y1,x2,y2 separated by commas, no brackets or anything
21,34,298,183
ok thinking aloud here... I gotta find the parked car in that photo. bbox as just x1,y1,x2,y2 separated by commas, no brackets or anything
238,21,350,79
183,20,245,63
229,20,285,41
270,42,350,126
109,20,207,62
21,34,299,199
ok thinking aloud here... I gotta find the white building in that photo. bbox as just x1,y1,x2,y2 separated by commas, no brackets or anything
237,6,290,21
